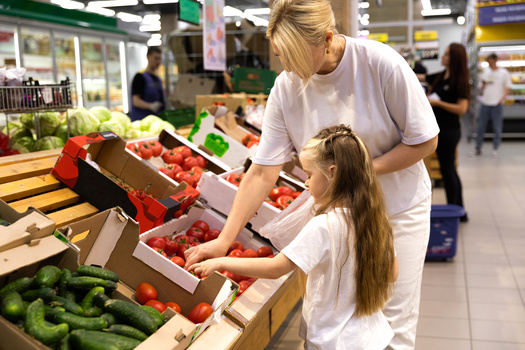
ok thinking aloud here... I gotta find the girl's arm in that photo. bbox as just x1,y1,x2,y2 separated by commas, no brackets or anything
428,98,469,115
188,253,298,280
390,257,399,283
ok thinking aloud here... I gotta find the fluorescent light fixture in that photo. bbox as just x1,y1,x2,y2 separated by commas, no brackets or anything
358,29,370,36
51,0,85,9
360,18,369,26
421,8,451,16
223,6,243,17
143,0,178,4
85,5,116,16
14,32,21,69
420,0,432,11
245,14,269,26
117,12,142,22
358,2,369,9
498,60,525,68
142,14,161,23
244,8,270,15
88,0,137,7
74,36,83,108
147,37,162,46
480,45,525,52
236,20,241,27
151,33,162,39
140,25,161,31
362,13,369,20
480,62,488,68
457,16,465,25
119,41,129,114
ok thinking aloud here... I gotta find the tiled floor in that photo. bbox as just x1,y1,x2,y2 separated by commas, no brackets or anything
266,137,525,350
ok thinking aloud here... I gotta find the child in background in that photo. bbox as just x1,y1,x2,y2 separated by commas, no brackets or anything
189,125,398,349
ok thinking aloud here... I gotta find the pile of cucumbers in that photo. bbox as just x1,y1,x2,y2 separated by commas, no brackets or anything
0,264,166,349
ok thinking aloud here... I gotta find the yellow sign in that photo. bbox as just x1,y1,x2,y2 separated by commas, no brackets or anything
415,31,438,41
368,33,388,43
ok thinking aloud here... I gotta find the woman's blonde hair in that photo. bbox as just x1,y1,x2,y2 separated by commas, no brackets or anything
301,125,395,317
267,0,337,86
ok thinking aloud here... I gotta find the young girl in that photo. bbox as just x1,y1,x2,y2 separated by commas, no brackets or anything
189,125,398,349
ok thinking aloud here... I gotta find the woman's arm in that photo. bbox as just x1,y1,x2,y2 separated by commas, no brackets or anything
188,253,297,280
373,135,438,176
428,98,469,115
390,257,399,283
185,163,283,268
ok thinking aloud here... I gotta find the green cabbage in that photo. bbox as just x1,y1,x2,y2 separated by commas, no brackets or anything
140,115,163,131
14,136,35,152
131,120,142,130
110,112,132,131
147,120,175,136
8,121,33,140
90,106,112,123
37,112,61,137
34,136,65,151
98,120,126,138
69,108,101,136
54,125,69,143
20,113,34,129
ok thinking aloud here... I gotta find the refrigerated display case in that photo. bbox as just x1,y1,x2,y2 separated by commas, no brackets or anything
55,32,77,85
20,27,54,84
106,39,123,112
81,36,106,109
0,24,17,68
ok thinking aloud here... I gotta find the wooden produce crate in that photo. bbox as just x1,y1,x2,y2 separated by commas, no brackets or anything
0,150,98,227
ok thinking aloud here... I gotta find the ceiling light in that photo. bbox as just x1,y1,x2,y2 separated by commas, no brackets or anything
358,2,369,9
244,14,269,26
151,33,162,39
420,0,432,11
88,0,137,7
362,13,369,20
85,5,115,16
51,0,85,10
244,8,270,15
223,6,243,17
117,12,142,22
457,16,465,25
143,14,161,23
236,21,241,27
357,30,370,36
140,25,161,32
421,9,451,16
143,0,179,4
147,37,162,46
480,45,525,52
360,18,369,26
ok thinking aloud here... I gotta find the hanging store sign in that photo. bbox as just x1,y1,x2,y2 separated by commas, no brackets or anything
368,33,388,43
415,41,440,60
203,0,226,71
179,0,200,25
414,31,438,42
478,3,525,25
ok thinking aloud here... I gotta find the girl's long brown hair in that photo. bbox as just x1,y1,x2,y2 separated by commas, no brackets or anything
301,125,395,317
430,43,471,101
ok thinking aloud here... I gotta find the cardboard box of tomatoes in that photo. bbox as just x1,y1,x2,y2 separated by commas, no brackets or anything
195,93,267,120
0,200,55,255
51,131,199,234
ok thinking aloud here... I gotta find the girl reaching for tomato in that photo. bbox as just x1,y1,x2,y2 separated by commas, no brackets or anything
188,125,398,349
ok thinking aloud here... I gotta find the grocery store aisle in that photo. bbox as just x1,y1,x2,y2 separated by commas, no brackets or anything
266,138,525,350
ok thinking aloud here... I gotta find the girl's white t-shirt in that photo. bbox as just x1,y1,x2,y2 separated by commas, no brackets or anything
281,209,394,350
252,36,439,215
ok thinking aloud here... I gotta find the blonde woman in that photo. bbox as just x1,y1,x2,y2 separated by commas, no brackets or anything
191,125,398,349
186,0,439,348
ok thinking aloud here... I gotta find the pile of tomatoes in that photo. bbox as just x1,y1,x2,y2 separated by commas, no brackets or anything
135,282,213,324
126,140,163,160
159,145,207,188
242,133,260,149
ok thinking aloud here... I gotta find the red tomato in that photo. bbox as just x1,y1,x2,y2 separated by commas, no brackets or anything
145,299,167,313
152,247,168,258
174,171,194,187
246,140,259,148
164,239,179,257
228,241,244,254
173,235,190,245
187,302,213,324
159,167,174,179
221,270,242,283
174,146,192,159
136,282,158,304
225,173,241,187
162,150,183,165
195,155,206,169
291,191,301,199
181,156,199,171
146,236,166,250
265,200,280,208
204,229,221,242
238,280,253,296
243,249,258,258
257,246,274,257
228,249,244,258
165,302,182,313
148,141,163,157
277,195,294,210
127,144,142,157
242,133,256,146
186,227,205,242
269,186,294,202
139,144,153,160
166,163,183,176
267,254,275,258
170,256,185,267
177,243,191,259
188,167,203,185
187,236,201,246
191,220,210,233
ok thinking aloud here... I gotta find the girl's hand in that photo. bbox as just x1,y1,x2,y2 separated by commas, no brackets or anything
187,257,225,277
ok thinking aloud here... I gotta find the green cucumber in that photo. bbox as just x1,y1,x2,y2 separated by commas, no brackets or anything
106,324,148,341
77,265,119,283
69,329,141,350
140,305,165,327
54,311,108,330
24,299,69,345
44,305,66,322
93,292,110,309
80,286,105,312
100,313,118,327
67,277,117,292
0,277,35,299
57,333,72,350
1,291,25,322
58,269,76,302
83,306,103,317
104,299,157,335
51,296,84,316
21,287,57,303
35,265,62,288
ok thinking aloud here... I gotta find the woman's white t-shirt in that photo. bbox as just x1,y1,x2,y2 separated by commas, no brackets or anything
252,36,439,215
281,209,394,350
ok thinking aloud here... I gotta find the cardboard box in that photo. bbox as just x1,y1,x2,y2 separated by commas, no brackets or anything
186,106,256,169
51,131,199,233
0,200,55,254
187,314,242,350
195,93,267,119
171,75,216,109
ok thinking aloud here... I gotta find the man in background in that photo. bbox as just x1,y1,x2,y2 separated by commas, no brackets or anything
472,53,512,158
131,46,165,121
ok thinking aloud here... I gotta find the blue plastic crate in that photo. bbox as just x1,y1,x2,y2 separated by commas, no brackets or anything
426,204,465,260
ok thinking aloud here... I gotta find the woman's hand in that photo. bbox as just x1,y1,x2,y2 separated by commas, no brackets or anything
184,238,229,269
187,257,225,277
428,98,441,107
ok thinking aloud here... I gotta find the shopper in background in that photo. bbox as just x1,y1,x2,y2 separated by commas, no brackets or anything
472,53,512,158
130,46,165,121
426,43,470,222
186,0,439,348
190,125,398,350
